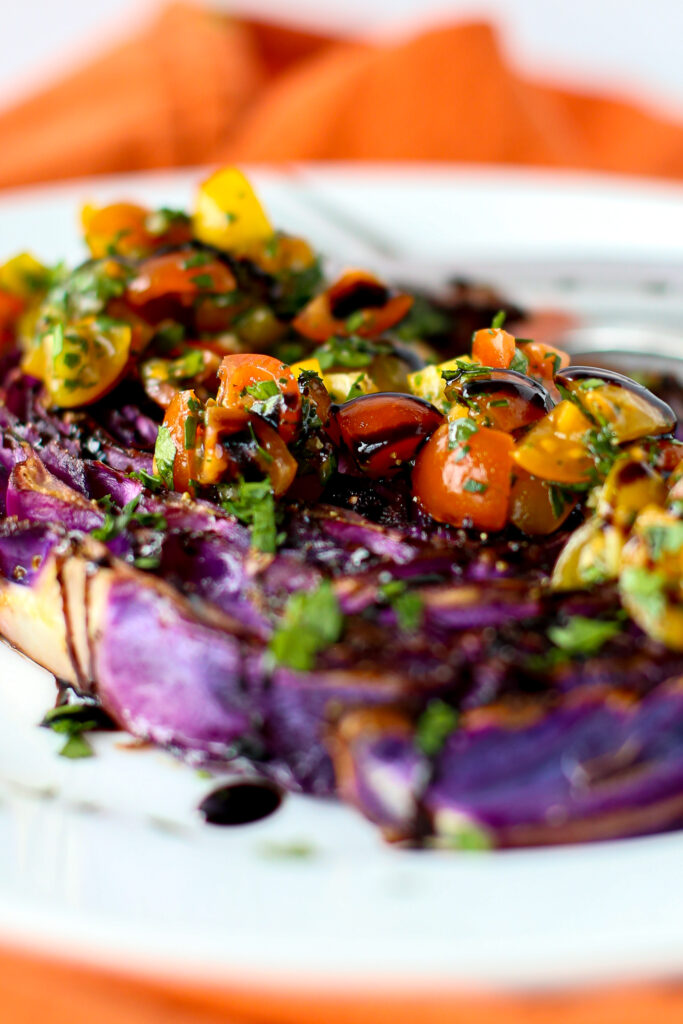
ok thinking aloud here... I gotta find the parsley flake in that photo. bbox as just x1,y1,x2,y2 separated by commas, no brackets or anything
269,581,343,671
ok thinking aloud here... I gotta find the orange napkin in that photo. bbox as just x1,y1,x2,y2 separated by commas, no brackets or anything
2,4,683,1022
0,1,682,188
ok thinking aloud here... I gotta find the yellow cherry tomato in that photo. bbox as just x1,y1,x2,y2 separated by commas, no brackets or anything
193,167,273,254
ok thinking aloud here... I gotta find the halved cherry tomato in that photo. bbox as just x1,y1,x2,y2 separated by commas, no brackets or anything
513,400,594,484
249,417,298,496
199,402,248,486
140,348,221,409
217,353,301,444
519,341,570,380
251,233,316,276
293,270,413,342
334,393,443,478
413,423,514,532
471,327,516,368
82,203,193,260
509,469,577,535
157,390,205,493
448,370,553,434
126,252,236,307
556,368,676,443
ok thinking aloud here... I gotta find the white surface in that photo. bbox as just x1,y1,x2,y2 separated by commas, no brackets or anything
2,0,683,114
0,166,683,994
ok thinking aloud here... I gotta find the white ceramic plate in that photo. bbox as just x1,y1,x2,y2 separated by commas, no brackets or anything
1,165,683,996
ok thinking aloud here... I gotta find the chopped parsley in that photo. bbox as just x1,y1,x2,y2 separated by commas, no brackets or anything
441,360,496,383
463,478,487,493
415,699,459,757
246,379,280,401
620,566,667,621
184,416,198,450
269,581,343,671
379,579,424,631
643,521,683,559
317,334,386,372
191,273,215,290
128,468,163,492
345,310,367,332
154,425,177,490
489,398,509,408
577,378,606,391
145,207,191,237
450,417,478,446
394,295,449,341
221,478,278,553
547,616,622,657
92,495,167,542
345,374,367,401
182,251,212,269
509,347,529,374
42,703,99,759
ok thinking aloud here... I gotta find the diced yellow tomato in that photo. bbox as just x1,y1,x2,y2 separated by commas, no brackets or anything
407,358,466,413
0,253,48,298
324,371,377,402
290,357,323,379
23,318,132,408
513,400,594,484
597,457,667,529
566,382,674,443
193,167,273,254
551,518,624,590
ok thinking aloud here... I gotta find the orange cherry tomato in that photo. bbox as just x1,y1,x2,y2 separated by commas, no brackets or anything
198,402,248,486
126,252,236,307
471,327,516,368
292,270,413,342
519,341,570,380
249,417,298,496
413,423,514,532
509,469,577,535
157,390,204,493
334,393,443,478
82,203,192,259
217,353,301,445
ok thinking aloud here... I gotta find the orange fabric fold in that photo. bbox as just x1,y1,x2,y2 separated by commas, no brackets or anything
3,941,683,1024
0,2,682,189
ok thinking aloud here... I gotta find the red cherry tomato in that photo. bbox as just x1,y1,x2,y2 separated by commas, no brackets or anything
471,327,516,368
293,270,413,342
217,353,301,445
126,252,236,307
334,392,443,478
413,423,514,532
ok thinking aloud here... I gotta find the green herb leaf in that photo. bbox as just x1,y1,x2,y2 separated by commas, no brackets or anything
379,580,423,631
191,273,214,290
269,581,343,671
620,566,667,621
154,425,177,490
547,616,621,656
415,699,459,757
644,521,683,560
509,347,529,374
345,310,367,332
491,309,506,329
182,251,212,269
489,398,509,408
246,380,280,401
221,478,278,553
59,733,94,759
463,478,488,493
184,416,198,450
577,378,606,391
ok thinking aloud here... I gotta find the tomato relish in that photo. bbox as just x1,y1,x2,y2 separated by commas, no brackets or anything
4,166,682,651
